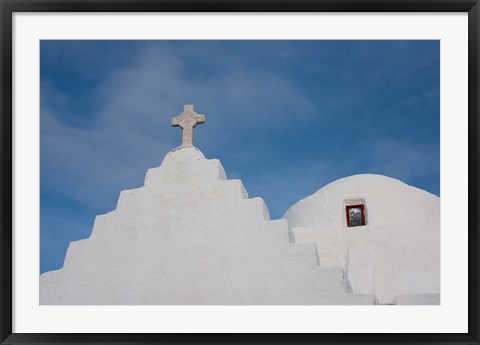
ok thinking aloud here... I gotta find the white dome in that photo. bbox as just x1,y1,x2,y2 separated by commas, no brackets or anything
283,174,440,304
283,174,439,229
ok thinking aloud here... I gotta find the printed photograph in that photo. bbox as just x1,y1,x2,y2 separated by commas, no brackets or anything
39,40,440,305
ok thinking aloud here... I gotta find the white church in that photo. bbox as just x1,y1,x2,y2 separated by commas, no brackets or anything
40,105,440,305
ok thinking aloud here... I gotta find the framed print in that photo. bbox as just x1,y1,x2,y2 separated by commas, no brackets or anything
1,1,479,344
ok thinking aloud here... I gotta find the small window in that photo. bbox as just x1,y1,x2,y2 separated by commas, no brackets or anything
346,204,366,227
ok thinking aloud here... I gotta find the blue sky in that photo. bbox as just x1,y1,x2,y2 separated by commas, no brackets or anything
40,40,440,273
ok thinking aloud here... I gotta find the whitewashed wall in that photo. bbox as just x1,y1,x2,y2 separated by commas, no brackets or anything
40,148,373,305
283,174,440,304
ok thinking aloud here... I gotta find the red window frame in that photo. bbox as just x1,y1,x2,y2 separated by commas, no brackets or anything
346,204,366,227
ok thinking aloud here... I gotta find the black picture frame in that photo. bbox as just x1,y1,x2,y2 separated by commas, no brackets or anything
1,1,478,344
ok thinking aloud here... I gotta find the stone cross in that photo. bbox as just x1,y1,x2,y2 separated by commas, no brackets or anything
171,104,205,149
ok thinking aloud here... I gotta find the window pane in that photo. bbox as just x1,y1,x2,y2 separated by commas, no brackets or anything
349,207,363,227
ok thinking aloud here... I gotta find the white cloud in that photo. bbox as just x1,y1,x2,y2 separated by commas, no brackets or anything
41,44,320,213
